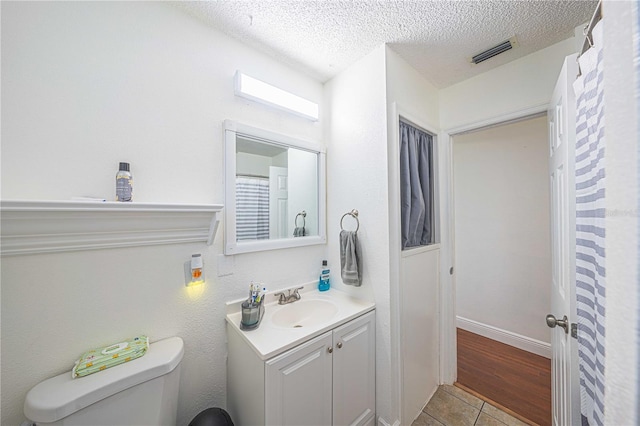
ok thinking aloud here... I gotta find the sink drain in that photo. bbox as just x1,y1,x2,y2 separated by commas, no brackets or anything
293,325,303,328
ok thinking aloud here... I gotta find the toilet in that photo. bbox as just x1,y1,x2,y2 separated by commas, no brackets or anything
23,336,184,426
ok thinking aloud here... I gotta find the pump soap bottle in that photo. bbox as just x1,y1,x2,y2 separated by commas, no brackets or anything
116,162,133,202
318,260,330,291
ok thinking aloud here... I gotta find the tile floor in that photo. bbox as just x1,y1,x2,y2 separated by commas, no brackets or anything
411,384,530,426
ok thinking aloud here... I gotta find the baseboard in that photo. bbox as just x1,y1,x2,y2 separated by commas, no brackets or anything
456,316,551,359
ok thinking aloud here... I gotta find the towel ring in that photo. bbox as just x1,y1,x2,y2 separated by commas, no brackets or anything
295,210,306,228
340,209,359,233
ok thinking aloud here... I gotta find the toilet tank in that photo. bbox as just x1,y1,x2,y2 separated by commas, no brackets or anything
24,337,184,426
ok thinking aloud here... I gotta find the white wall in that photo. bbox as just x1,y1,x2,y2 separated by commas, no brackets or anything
323,45,391,423
1,3,322,203
323,43,442,426
453,116,551,352
385,46,441,424
288,148,318,236
236,152,274,177
440,38,577,131
386,47,440,132
0,2,325,425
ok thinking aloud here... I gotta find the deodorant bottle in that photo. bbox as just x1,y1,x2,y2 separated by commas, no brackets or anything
116,162,133,202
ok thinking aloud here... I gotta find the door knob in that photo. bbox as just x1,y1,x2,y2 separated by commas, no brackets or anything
546,314,569,334
327,346,333,354
337,342,343,349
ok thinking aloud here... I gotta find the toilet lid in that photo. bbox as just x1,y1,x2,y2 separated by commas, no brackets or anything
24,337,183,423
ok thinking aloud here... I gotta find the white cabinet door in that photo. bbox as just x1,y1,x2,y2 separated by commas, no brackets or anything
332,311,376,426
265,331,333,426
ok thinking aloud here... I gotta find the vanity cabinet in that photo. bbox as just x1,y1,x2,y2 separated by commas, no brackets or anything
227,310,375,426
265,331,333,425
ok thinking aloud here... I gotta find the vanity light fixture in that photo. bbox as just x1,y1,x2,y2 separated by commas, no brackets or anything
185,254,205,287
234,71,319,121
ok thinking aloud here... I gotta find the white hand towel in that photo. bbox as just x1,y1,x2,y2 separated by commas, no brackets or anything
340,230,362,286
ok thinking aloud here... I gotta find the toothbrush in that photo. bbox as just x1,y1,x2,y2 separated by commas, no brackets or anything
256,287,266,304
248,282,255,305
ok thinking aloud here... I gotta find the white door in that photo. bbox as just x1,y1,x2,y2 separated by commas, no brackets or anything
333,311,376,426
547,54,580,426
269,166,288,239
265,331,333,426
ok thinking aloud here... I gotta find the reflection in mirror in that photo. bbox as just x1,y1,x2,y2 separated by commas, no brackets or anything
224,121,326,255
235,136,318,240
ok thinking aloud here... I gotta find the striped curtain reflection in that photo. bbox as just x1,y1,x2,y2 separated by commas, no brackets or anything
236,176,269,240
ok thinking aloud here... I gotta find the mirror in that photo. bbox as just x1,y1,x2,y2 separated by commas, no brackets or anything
224,120,326,254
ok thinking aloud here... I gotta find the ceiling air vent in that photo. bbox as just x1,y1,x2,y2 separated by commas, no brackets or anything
470,36,519,64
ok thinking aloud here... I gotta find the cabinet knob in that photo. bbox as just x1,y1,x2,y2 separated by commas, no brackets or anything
327,346,333,354
337,342,343,349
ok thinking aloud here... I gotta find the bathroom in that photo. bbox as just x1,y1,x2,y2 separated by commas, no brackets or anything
2,2,639,426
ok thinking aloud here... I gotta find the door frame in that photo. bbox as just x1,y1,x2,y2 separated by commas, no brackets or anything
439,103,550,384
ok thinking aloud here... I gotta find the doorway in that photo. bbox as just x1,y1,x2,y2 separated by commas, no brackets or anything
450,115,552,424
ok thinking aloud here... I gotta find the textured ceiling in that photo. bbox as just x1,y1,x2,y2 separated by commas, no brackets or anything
174,0,596,88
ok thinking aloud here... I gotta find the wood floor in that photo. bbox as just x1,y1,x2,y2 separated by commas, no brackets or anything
457,328,551,426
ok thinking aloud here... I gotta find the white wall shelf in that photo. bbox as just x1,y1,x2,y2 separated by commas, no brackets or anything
0,200,224,256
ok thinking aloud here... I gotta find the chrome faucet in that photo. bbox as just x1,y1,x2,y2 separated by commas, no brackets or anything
274,287,304,305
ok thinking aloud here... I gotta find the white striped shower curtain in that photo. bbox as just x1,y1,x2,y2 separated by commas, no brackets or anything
637,4,640,421
236,176,269,240
573,20,606,426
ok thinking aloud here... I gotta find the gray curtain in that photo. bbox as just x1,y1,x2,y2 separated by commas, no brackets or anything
400,120,434,250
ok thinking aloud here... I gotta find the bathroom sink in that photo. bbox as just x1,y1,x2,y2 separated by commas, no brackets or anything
270,299,339,328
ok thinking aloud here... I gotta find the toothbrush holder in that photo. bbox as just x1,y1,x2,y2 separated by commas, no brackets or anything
240,300,264,331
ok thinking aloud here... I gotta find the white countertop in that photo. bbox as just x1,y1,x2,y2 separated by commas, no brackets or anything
225,285,375,360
